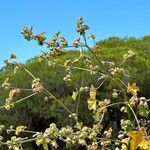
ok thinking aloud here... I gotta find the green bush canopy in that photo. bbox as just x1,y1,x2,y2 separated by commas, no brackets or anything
0,36,150,149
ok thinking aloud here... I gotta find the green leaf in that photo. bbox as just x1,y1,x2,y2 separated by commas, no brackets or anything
87,85,97,110
36,134,49,150
42,140,49,150
74,122,83,130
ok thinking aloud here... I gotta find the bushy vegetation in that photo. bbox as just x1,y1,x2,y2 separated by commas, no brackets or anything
0,17,150,150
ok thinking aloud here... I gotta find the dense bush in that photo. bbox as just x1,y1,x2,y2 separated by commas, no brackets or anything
0,17,150,149
1,36,149,127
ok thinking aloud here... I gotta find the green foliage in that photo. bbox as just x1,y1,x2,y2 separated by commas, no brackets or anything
95,36,150,97
0,35,150,128
0,17,150,149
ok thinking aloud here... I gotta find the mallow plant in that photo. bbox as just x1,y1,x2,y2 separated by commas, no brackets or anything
0,17,150,150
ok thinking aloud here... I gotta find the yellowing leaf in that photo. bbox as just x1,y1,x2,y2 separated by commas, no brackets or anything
72,91,78,101
127,83,140,96
139,139,150,150
127,130,144,150
89,85,96,99
87,85,96,110
9,90,15,98
87,98,96,110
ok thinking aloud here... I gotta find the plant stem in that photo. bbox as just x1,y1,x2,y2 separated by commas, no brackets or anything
24,68,36,79
126,102,141,129
43,88,72,115
15,93,37,104
106,102,125,108
76,91,81,120
0,93,37,109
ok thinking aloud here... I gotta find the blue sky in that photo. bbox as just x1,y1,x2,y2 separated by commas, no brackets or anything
0,0,150,65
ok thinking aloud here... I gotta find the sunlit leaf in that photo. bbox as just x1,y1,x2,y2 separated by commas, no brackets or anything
36,134,49,150
139,139,150,150
42,140,49,150
74,122,83,130
127,83,140,96
87,85,96,110
72,91,78,101
127,130,144,150
88,98,96,110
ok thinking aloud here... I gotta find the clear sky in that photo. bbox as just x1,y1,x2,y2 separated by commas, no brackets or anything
0,0,150,65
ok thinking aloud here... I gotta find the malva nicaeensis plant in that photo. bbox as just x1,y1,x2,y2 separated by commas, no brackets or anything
0,17,150,150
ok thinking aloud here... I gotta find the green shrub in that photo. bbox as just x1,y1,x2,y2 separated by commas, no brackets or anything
0,17,149,150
